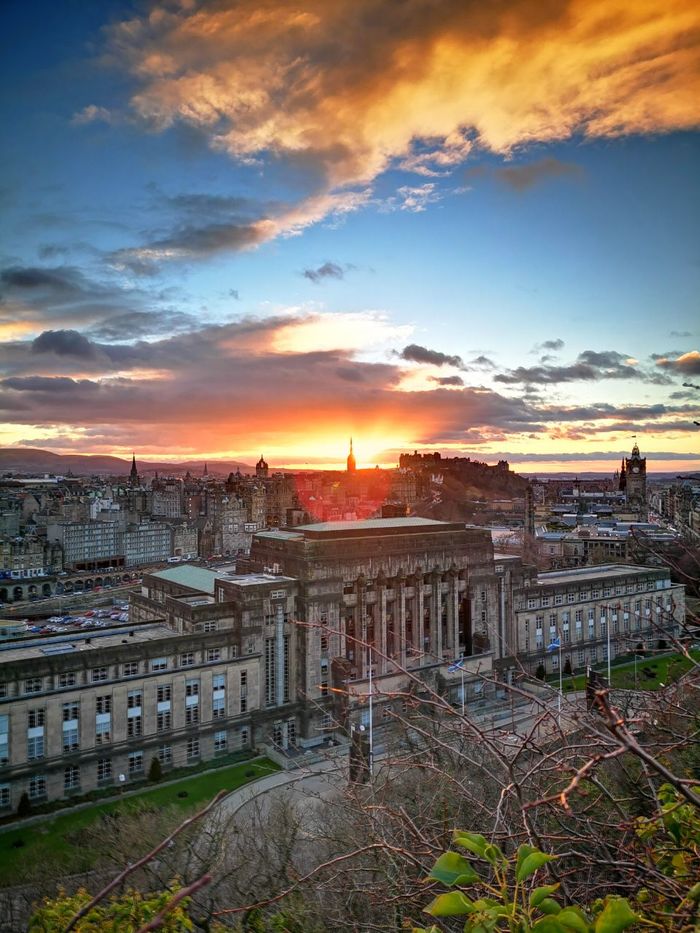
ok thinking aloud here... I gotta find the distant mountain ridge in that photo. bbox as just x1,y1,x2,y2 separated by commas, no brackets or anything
0,448,251,477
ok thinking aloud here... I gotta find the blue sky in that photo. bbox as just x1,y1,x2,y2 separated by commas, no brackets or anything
1,0,699,470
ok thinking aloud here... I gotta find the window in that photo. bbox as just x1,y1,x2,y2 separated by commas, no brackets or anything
157,685,171,702
321,712,333,730
96,695,111,714
28,708,45,728
320,681,329,697
128,715,142,737
207,647,221,662
554,594,563,606
527,598,537,610
123,661,139,676
320,634,329,653
240,695,247,713
97,758,112,782
62,702,80,752
239,727,249,747
25,677,42,694
187,737,200,760
127,690,142,708
151,658,167,672
128,751,143,775
91,667,108,683
0,715,8,764
567,593,576,603
180,652,195,667
214,730,227,752
382,705,391,720
59,672,76,688
64,765,80,791
158,745,172,765
203,621,217,633
0,785,10,809
240,670,247,688
28,775,46,800
157,710,171,732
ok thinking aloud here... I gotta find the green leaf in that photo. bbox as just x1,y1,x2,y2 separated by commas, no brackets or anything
424,891,473,917
425,851,479,886
453,831,489,858
594,897,637,933
531,918,567,932
557,907,590,932
483,843,505,866
531,884,560,908
539,898,562,915
516,849,557,882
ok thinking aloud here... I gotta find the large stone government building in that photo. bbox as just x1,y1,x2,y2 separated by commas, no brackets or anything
0,518,685,806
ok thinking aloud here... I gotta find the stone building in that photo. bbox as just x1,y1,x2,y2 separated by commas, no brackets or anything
509,563,684,676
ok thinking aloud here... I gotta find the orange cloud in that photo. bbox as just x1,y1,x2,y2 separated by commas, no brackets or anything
107,0,700,206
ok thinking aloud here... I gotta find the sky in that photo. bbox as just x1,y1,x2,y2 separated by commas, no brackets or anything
1,0,699,473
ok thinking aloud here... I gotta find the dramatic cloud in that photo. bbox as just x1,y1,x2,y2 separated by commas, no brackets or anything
398,344,465,369
32,329,97,358
494,158,583,191
495,349,671,385
655,350,700,375
303,262,345,284
432,375,464,387
92,0,700,263
0,263,198,339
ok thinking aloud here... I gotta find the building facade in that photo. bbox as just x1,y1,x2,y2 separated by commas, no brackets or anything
510,564,684,675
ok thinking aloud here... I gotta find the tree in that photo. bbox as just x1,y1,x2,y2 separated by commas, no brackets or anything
17,792,31,818
563,657,572,676
148,755,163,783
535,662,546,680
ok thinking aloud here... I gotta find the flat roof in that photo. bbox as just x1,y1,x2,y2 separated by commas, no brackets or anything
226,573,297,587
150,565,220,594
537,564,664,586
0,622,171,664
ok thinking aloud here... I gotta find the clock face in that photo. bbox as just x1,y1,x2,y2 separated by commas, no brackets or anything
632,466,640,473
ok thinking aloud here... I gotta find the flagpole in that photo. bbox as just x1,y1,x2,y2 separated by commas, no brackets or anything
558,634,562,726
461,660,465,717
607,611,611,686
368,644,373,778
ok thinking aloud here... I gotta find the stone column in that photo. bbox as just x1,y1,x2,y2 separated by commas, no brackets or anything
446,567,459,657
275,602,285,707
397,572,407,669
377,574,388,673
414,568,424,659
430,570,442,661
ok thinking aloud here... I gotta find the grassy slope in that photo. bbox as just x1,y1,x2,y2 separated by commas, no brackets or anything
0,758,279,883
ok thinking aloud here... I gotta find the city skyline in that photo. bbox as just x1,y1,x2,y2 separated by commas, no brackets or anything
1,1,699,473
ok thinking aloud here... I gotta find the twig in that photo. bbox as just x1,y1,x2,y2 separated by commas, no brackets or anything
63,789,227,932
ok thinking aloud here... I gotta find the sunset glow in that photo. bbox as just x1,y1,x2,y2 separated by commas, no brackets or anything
1,1,699,473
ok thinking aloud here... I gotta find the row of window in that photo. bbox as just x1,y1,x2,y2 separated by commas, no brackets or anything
525,578,664,610
1,731,243,807
0,648,237,698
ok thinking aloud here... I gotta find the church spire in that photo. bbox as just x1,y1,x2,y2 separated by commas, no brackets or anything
346,437,356,473
129,453,139,487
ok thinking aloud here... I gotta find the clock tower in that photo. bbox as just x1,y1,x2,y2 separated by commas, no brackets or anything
624,442,647,517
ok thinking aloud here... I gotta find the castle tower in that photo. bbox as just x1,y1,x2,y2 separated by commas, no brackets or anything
346,438,356,473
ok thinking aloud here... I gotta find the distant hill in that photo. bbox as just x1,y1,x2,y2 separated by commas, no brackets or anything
0,448,251,477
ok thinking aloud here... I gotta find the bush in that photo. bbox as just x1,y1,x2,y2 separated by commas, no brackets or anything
563,658,572,676
535,663,546,681
147,756,163,783
17,792,31,818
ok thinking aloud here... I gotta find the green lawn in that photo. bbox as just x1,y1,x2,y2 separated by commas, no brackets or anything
0,757,279,884
556,649,700,693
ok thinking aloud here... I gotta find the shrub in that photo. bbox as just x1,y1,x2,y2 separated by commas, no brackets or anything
147,756,163,783
17,792,31,818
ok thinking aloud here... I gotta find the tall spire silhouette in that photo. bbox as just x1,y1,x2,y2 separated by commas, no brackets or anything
346,437,356,473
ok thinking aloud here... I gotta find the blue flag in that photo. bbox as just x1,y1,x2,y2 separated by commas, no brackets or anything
547,637,560,652
448,658,465,673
